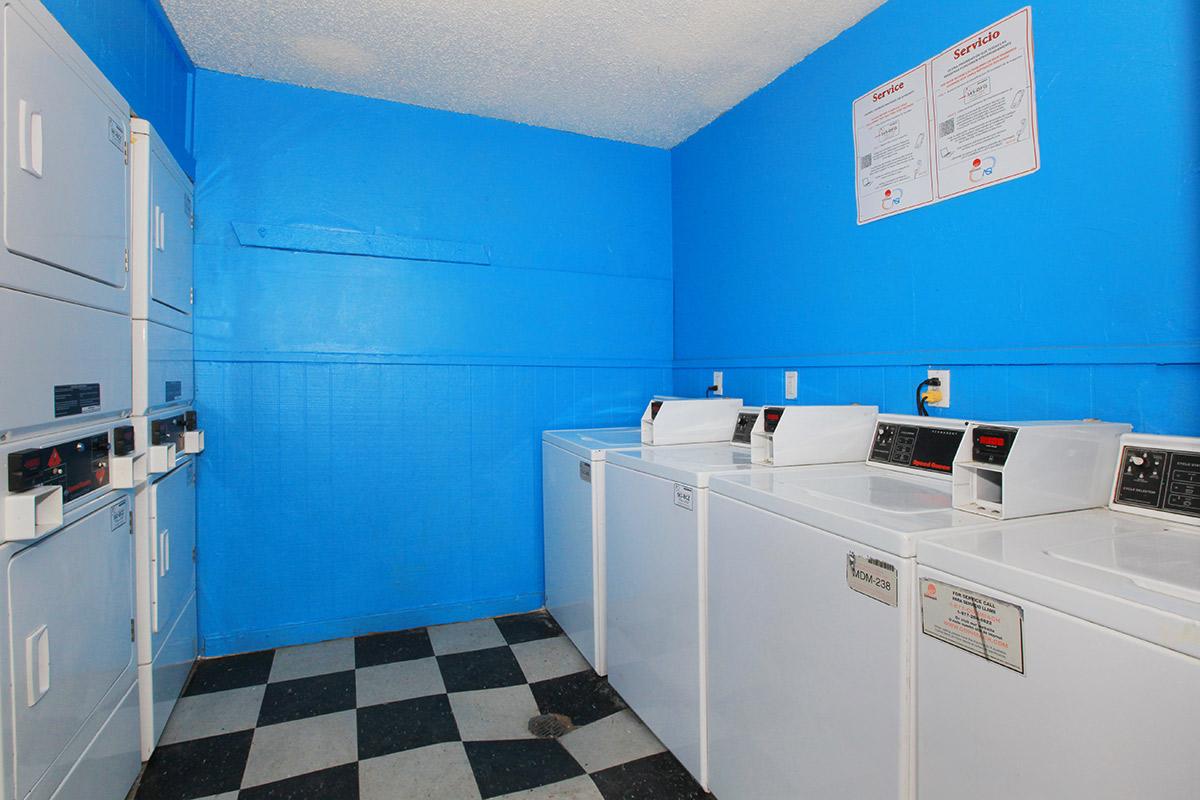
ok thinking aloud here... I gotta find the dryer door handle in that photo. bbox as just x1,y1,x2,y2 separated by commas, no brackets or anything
25,625,49,706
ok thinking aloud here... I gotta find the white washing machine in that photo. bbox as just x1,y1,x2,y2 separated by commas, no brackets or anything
606,404,877,788
705,418,1130,800
916,433,1200,800
0,419,141,800
543,426,643,675
543,401,750,675
0,0,132,441
132,409,202,760
130,117,194,418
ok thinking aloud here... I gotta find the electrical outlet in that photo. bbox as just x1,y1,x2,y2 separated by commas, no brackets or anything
785,371,798,400
927,369,951,408
712,371,723,396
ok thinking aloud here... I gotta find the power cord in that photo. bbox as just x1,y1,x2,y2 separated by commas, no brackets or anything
705,385,719,397
916,376,942,416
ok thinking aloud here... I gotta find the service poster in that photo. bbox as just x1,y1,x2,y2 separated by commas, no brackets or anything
854,7,1038,224
852,64,936,224
931,7,1039,199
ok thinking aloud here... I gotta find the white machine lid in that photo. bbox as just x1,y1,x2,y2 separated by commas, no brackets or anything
542,427,642,460
606,442,763,487
709,463,997,557
918,509,1200,659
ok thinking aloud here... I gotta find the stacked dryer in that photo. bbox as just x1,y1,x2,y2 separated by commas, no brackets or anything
0,0,142,796
129,118,202,760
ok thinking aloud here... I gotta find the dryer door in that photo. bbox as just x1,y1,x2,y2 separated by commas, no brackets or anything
8,494,134,800
2,1,129,307
148,146,193,329
150,460,196,644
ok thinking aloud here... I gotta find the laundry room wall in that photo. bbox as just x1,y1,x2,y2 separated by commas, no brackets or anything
671,0,1200,434
43,0,194,173
191,69,673,655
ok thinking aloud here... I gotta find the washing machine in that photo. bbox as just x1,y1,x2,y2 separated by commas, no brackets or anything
915,432,1200,800
132,408,202,760
0,419,141,800
705,418,1130,800
0,0,132,442
543,426,645,676
605,404,878,788
543,400,748,675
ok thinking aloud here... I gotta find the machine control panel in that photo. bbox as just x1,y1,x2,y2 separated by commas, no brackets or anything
869,423,964,473
971,427,1017,465
1115,446,1200,518
8,433,111,502
762,407,784,434
152,414,189,448
731,410,760,445
649,400,663,420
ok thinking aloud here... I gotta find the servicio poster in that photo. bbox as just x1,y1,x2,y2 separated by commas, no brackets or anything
853,7,1038,224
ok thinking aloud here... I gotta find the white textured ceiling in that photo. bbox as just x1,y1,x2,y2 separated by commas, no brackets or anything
162,0,885,148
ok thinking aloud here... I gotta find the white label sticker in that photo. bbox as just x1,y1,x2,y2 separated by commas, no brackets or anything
920,578,1024,673
108,117,127,154
579,461,592,483
110,500,129,531
847,552,899,606
673,483,694,511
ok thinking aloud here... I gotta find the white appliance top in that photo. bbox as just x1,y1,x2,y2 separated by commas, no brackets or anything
709,463,998,557
607,442,766,488
542,427,642,460
918,508,1200,659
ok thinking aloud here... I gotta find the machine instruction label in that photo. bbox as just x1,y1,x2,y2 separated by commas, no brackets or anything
920,578,1024,673
673,483,694,511
579,461,592,483
853,7,1038,223
110,500,128,531
846,552,899,606
54,383,101,418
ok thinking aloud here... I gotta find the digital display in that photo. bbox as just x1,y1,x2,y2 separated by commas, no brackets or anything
763,407,785,434
650,400,663,420
972,427,1016,465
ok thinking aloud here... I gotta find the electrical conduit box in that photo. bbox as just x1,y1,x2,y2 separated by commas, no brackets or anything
750,405,878,466
640,398,742,446
953,420,1132,519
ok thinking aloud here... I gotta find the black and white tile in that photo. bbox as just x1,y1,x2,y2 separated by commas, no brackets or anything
134,611,714,800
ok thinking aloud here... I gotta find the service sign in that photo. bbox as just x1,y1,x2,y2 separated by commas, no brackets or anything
920,578,1024,673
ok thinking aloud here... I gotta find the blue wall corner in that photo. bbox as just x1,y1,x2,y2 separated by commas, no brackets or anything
671,0,1200,433
42,0,195,174
191,70,674,655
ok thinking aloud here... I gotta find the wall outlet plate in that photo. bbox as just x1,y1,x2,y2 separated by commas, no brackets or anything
785,371,798,400
927,369,951,408
712,371,723,395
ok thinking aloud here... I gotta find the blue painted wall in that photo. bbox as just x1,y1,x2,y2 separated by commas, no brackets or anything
192,70,673,655
672,1,1200,433
43,0,194,173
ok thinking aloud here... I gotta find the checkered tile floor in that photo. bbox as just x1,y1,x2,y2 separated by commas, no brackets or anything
132,611,714,799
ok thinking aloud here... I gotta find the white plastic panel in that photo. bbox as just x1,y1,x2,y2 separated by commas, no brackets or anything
916,567,1200,800
132,319,194,415
150,460,196,647
2,0,129,306
605,464,706,786
142,591,196,757
0,286,132,438
708,493,913,800
543,442,601,671
8,494,134,800
49,679,139,800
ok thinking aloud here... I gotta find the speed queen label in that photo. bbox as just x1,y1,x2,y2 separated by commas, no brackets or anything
920,578,1024,673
